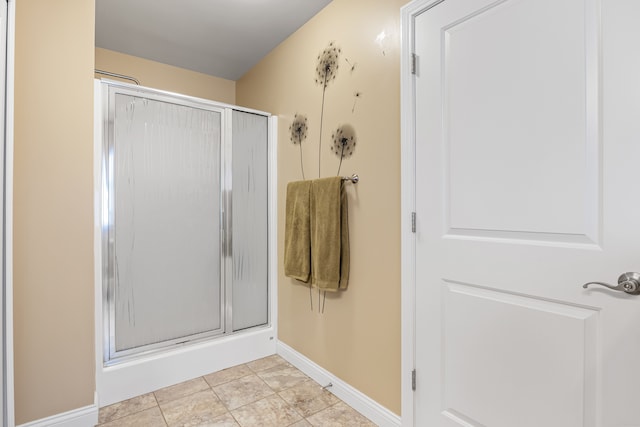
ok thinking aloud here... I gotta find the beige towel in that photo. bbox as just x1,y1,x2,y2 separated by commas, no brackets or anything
310,177,350,291
284,180,312,282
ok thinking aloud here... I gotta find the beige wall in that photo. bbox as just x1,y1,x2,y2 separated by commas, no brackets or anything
12,0,406,422
95,48,236,104
237,0,409,414
14,0,96,424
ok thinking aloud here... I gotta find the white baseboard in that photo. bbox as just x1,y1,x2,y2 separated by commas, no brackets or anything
17,393,99,427
277,341,401,427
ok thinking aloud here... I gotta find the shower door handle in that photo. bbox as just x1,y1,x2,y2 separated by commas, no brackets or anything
582,272,640,294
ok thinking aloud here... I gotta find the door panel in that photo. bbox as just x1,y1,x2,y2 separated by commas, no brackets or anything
412,0,640,425
108,89,224,357
443,0,596,240
442,282,597,426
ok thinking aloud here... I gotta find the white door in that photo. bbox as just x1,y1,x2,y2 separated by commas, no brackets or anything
407,0,640,425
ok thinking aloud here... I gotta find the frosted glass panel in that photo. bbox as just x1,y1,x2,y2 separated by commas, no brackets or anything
111,93,222,352
232,111,268,331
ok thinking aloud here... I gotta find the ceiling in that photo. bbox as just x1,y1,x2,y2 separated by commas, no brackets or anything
95,0,334,81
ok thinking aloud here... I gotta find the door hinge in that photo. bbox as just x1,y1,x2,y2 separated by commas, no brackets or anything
412,369,416,391
411,212,416,233
411,53,417,75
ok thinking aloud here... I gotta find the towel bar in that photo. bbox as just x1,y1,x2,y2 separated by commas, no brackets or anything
341,174,359,184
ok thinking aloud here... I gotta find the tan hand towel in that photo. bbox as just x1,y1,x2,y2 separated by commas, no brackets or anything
284,180,312,282
310,177,350,291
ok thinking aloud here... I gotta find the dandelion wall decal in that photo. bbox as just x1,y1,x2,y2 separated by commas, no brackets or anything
315,42,341,177
289,114,308,180
315,42,340,88
352,91,362,113
291,42,360,178
345,57,357,73
289,113,308,144
330,124,357,176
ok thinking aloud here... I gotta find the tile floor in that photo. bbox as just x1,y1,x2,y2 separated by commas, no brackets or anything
97,354,377,426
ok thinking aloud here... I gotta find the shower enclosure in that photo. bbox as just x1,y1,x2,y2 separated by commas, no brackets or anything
98,80,271,367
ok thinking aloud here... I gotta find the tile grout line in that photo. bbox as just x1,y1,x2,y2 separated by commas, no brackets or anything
207,380,241,427
97,393,161,426
223,366,306,426
209,367,278,425
156,393,169,427
204,363,254,389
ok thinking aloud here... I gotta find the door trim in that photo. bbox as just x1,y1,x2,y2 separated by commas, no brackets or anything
4,0,15,425
400,1,446,425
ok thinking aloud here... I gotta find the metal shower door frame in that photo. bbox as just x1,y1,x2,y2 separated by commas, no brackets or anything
101,82,231,364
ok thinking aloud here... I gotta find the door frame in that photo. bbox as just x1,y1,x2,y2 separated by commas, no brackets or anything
3,0,15,425
400,1,444,425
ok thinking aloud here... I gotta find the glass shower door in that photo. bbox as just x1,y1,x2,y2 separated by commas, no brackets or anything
230,110,269,331
106,89,224,359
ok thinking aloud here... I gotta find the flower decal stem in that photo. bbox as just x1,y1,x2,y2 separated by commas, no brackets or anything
318,72,328,178
315,42,340,178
